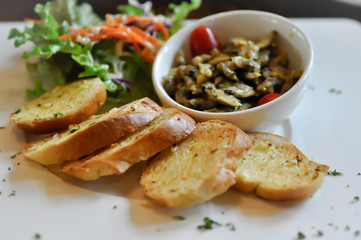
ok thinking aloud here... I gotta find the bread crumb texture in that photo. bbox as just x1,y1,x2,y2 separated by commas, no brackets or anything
24,98,162,165
60,108,196,180
10,78,106,133
140,120,252,208
234,132,329,201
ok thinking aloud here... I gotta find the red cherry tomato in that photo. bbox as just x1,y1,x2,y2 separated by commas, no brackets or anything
256,93,282,106
189,25,220,57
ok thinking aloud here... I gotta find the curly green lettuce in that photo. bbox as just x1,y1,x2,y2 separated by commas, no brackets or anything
8,0,201,106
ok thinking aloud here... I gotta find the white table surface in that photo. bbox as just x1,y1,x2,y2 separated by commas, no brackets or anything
0,18,360,240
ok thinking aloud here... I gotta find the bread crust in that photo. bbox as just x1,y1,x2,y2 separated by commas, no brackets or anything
233,132,329,201
61,108,196,180
24,98,162,165
140,120,252,208
10,78,107,134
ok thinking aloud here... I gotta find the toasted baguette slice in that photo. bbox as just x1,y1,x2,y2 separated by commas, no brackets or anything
233,132,329,201
61,108,196,180
140,120,252,208
24,98,162,165
10,78,106,134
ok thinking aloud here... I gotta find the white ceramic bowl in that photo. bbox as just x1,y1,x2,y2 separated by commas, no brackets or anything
152,10,313,132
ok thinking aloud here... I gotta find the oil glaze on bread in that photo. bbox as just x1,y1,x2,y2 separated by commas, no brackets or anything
61,108,196,180
233,132,329,201
140,120,252,208
24,98,162,165
10,78,106,134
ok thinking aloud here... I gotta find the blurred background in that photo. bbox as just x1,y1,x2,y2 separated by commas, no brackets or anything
1,0,361,22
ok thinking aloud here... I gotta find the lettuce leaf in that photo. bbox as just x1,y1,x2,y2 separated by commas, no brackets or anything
168,0,202,34
9,1,127,100
25,79,46,97
49,0,101,26
8,0,200,106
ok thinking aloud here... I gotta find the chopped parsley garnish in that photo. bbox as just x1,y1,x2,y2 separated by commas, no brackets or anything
10,152,21,159
327,169,342,176
329,88,342,94
355,230,360,237
70,128,78,134
8,167,11,171
197,217,221,230
112,205,117,209
297,231,306,239
53,112,63,118
354,196,360,202
173,215,186,221
225,222,236,231
0,126,5,129
210,149,218,153
8,190,16,197
34,233,41,239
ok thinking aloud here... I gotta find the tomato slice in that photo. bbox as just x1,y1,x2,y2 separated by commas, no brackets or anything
189,25,220,57
256,93,282,106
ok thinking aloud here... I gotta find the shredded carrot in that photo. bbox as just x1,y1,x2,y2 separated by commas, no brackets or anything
25,18,42,24
154,21,169,40
58,14,170,62
59,33,78,41
68,28,92,34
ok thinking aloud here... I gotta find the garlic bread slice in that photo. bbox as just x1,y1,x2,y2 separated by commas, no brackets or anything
24,98,162,165
10,78,106,134
61,108,196,180
140,120,252,208
234,132,329,201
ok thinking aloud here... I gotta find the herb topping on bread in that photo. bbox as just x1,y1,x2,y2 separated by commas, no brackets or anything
140,120,252,208
233,132,329,201
24,97,162,165
61,108,196,180
10,78,106,134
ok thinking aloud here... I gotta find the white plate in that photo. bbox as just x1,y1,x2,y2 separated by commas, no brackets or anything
0,19,360,240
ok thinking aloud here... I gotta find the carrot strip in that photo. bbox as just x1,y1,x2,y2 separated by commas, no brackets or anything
58,13,169,62
130,26,161,45
131,38,143,56
68,28,92,34
25,18,42,24
59,33,79,41
100,26,127,34
88,35,107,41
141,47,156,62
154,22,169,40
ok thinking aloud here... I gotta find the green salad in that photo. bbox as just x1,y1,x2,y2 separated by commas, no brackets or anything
8,0,201,107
